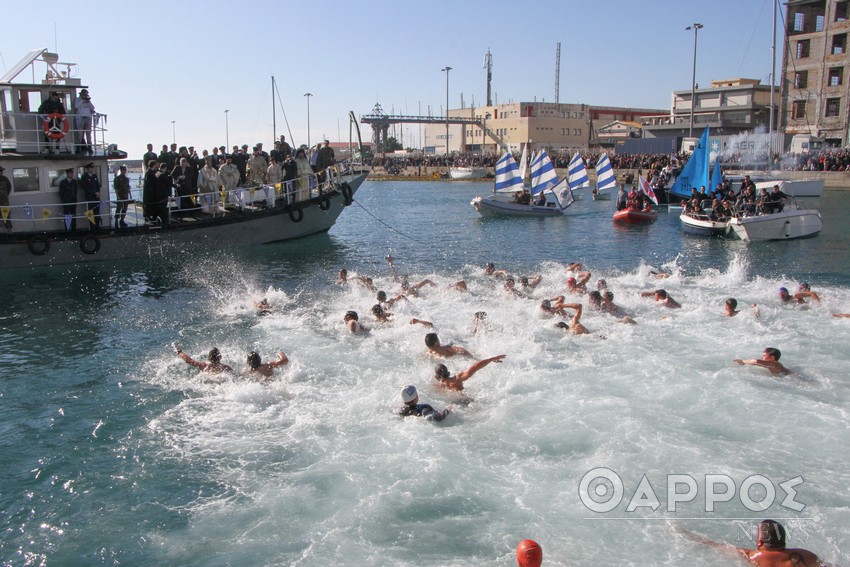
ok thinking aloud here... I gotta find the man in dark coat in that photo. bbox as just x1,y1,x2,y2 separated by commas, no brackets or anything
79,162,102,228
58,167,79,231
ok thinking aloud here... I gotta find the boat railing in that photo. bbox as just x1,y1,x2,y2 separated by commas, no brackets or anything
0,111,115,155
0,161,358,234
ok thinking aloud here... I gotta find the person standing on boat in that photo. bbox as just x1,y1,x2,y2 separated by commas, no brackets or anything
142,160,159,221
279,135,292,159
246,146,268,187
153,162,173,224
316,140,336,184
142,144,158,172
765,184,789,214
217,155,239,206
37,91,66,153
0,165,12,231
616,184,628,211
73,89,95,155
79,163,102,229
294,148,313,202
59,167,79,231
112,165,131,228
171,157,195,214
197,157,220,213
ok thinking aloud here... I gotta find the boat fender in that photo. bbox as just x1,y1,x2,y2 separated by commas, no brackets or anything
784,220,791,238
432,171,440,180
27,234,51,256
318,194,331,211
339,182,353,205
79,234,101,255
43,113,69,140
288,206,304,223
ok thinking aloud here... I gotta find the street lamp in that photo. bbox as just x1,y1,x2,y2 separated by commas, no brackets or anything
171,120,176,145
686,23,703,139
224,110,229,148
304,93,313,149
441,66,452,156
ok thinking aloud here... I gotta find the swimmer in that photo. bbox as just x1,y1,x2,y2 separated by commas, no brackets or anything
173,344,233,374
472,311,490,334
451,280,468,292
433,354,506,391
540,296,568,317
641,289,681,308
566,271,592,294
519,275,542,289
725,298,760,318
516,539,543,567
343,310,369,335
484,262,510,279
779,286,819,304
833,313,850,318
244,351,289,380
565,262,583,272
377,290,408,308
734,347,790,376
336,268,348,285
677,519,821,567
409,318,434,328
385,252,399,281
254,298,273,315
398,385,451,421
649,269,671,279
371,304,393,323
504,277,525,297
596,278,608,291
554,303,590,335
590,290,636,324
400,274,436,297
425,332,472,357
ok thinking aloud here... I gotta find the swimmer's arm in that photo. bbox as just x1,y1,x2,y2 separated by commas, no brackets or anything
576,271,592,285
174,346,206,369
672,524,741,554
733,358,758,366
451,345,473,356
427,406,452,422
456,354,507,381
409,318,433,328
269,352,289,368
751,304,761,318
833,313,850,318
640,291,656,298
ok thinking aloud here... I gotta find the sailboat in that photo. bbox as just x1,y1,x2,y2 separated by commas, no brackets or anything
592,153,616,201
470,150,572,217
567,153,590,200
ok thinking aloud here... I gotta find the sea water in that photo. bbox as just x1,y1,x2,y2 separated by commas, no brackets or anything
1,181,849,566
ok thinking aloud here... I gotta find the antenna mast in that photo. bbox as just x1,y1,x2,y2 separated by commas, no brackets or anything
484,49,493,106
555,43,561,103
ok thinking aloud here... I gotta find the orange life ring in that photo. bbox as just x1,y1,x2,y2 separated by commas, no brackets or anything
43,113,69,140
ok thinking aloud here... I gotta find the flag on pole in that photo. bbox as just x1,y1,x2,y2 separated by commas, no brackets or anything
638,175,658,205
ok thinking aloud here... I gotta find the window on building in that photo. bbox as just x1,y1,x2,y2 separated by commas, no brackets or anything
794,70,808,88
793,12,804,31
797,39,811,58
829,67,844,87
833,34,847,55
12,167,39,192
836,1,849,21
792,100,807,119
816,15,825,31
825,97,841,117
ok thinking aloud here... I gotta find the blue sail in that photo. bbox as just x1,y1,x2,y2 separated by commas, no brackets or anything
668,127,710,200
709,156,723,195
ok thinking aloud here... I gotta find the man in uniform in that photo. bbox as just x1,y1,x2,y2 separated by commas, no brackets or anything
59,167,79,231
0,165,12,231
112,164,132,228
79,162,102,229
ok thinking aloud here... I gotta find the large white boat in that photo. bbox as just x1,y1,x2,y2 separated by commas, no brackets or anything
449,166,488,179
727,174,824,198
727,202,822,241
679,211,728,236
0,49,368,269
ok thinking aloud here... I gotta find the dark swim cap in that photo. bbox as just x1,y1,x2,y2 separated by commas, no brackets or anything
247,351,261,369
208,348,221,363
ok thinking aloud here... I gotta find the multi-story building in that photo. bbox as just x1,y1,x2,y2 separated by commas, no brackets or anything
781,0,850,146
423,102,665,155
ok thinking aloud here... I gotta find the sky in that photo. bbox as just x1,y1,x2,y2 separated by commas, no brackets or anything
2,0,782,156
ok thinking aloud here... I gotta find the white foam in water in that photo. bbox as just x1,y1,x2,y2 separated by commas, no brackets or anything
142,255,850,565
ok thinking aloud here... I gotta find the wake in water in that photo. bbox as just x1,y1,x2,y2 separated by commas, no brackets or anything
131,252,850,565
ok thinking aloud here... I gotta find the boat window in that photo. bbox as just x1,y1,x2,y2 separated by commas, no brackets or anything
11,167,39,193
19,90,42,113
48,169,68,188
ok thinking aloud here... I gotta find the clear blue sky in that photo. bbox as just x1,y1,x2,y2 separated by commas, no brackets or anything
2,0,781,156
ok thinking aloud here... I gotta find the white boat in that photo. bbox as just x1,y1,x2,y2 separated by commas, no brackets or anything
567,153,590,200
725,174,824,198
727,202,822,241
0,49,369,269
592,153,616,200
471,150,572,217
679,211,728,236
449,166,488,179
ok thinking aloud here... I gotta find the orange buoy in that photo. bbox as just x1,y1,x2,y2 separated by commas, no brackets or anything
516,539,542,567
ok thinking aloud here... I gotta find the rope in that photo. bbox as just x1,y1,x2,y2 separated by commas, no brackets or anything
349,198,433,248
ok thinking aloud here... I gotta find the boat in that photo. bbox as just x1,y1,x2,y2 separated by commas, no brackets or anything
449,166,488,179
470,150,572,217
591,153,616,200
727,202,822,241
0,49,369,269
667,126,711,203
726,174,824,198
613,208,657,224
567,153,590,200
679,205,728,236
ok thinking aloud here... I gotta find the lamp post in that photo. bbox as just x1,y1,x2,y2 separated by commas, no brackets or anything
441,66,452,156
482,112,491,155
304,93,313,149
171,120,176,145
686,23,703,139
224,110,229,148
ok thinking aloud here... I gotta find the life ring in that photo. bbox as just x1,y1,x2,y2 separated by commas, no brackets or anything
432,171,441,180
318,194,331,210
288,206,303,223
42,113,69,140
27,234,51,256
79,234,101,255
339,182,353,205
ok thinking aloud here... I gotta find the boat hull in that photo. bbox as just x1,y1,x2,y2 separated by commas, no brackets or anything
1,171,368,268
471,196,562,218
680,213,728,236
613,208,657,224
728,208,822,241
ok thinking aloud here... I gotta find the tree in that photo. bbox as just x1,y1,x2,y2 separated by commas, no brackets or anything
384,137,403,152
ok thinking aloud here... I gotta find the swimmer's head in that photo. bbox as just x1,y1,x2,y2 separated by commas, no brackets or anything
435,364,450,380
540,299,552,310
588,290,602,305
377,290,387,302
519,276,529,286
554,322,569,330
726,298,738,310
485,262,495,274
338,268,347,277
474,311,487,320
424,333,439,348
566,277,577,286
247,351,261,369
604,291,614,301
597,278,607,289
401,385,418,404
208,347,221,363
798,282,811,292
516,539,543,567
779,287,790,299
371,304,385,317
344,310,358,322
757,519,786,550
505,277,515,288
454,280,468,291
764,347,781,361
655,289,668,299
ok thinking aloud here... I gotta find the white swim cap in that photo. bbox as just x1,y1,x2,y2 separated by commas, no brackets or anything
401,385,418,403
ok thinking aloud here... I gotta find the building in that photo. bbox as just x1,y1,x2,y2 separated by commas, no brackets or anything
641,78,777,140
781,0,850,146
423,101,665,154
